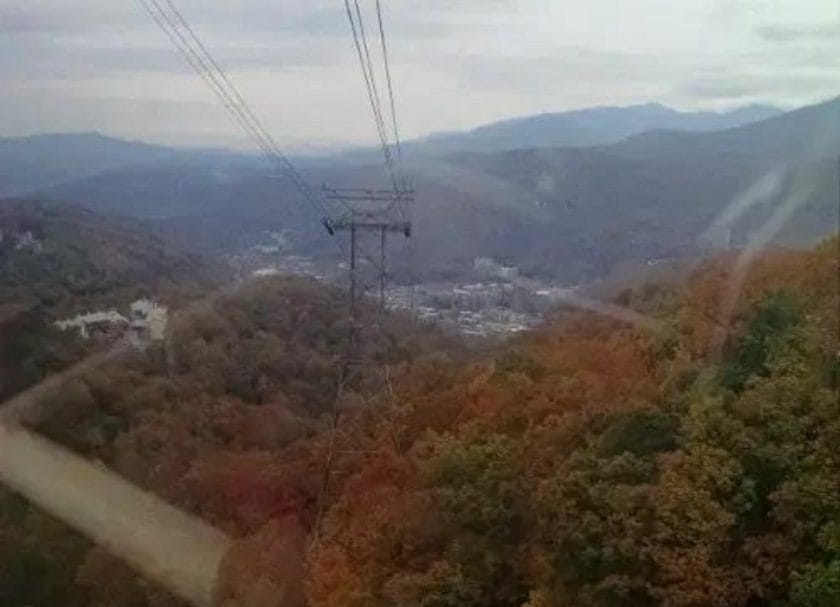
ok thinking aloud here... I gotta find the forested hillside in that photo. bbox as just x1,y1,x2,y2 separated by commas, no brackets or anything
0,200,219,312
1,236,837,606
0,273,459,607
0,200,220,403
307,237,840,607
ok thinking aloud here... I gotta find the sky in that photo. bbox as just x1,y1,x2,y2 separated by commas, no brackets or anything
1,0,838,151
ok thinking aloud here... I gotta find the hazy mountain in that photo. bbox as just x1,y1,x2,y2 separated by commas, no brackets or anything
28,162,344,257
429,97,838,272
0,102,781,197
0,132,261,198
398,102,782,155
13,97,840,283
0,133,176,197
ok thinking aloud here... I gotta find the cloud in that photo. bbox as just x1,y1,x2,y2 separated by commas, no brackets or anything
756,23,840,43
447,48,691,94
0,0,838,146
682,72,840,101
0,2,138,33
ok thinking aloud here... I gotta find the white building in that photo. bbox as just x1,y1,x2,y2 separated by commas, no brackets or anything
130,299,168,342
54,299,168,345
55,310,129,339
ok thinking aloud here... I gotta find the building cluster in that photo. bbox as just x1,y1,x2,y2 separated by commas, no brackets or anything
129,299,168,342
229,245,575,338
251,231,288,255
55,310,129,340
417,305,535,337
228,238,330,282
386,281,551,337
226,231,335,282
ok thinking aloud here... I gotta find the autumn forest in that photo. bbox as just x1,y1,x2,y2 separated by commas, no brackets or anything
1,215,837,606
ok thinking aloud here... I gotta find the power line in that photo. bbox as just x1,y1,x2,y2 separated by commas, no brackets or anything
368,0,412,296
359,0,407,218
137,0,343,232
159,0,321,205
343,0,391,158
336,0,414,317
342,0,405,217
142,0,280,177
352,0,390,157
375,0,402,162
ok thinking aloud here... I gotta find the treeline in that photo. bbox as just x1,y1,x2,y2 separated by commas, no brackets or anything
1,238,838,606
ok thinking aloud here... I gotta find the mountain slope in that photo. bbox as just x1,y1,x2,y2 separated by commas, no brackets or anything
306,240,840,607
614,95,840,162
0,199,219,315
433,96,840,278
2,239,836,607
0,200,222,404
31,162,348,256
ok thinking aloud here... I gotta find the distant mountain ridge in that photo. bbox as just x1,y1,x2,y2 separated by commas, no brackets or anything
436,95,839,277
0,133,180,197
612,96,840,162
3,97,837,283
0,132,258,198
399,102,783,155
0,100,784,196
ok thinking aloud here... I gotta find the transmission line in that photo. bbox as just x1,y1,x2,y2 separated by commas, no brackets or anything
159,0,317,200
342,0,407,219
343,0,391,157
352,0,408,220
352,0,390,156
359,0,407,218
374,0,402,162
137,0,344,230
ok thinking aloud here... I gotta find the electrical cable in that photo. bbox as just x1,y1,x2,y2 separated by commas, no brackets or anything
374,0,402,163
138,0,346,246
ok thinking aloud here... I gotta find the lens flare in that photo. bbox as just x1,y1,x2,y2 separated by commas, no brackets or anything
0,423,232,607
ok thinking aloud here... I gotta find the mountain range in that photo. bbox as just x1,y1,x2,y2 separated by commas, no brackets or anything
1,97,837,283
400,102,782,155
0,102,782,197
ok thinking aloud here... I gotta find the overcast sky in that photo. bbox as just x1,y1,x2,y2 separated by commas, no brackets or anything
1,0,838,151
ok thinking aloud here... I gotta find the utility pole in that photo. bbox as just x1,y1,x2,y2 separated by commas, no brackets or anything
313,185,412,547
322,185,413,322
